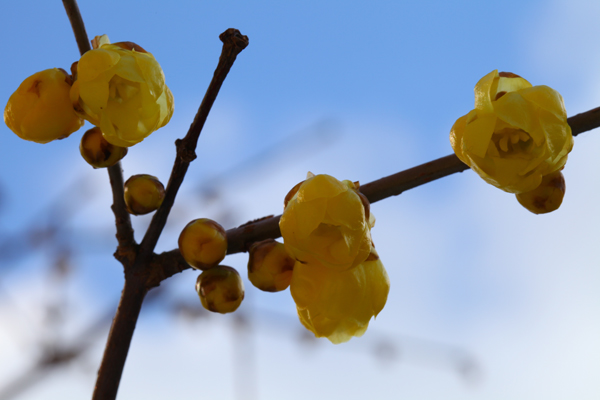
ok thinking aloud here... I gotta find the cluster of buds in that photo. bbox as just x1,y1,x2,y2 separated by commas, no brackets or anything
450,70,572,214
179,219,244,314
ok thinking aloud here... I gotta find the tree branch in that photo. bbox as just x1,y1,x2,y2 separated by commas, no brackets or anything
87,25,248,400
149,105,600,286
63,0,136,261
62,0,90,55
108,164,137,265
138,29,249,261
92,277,147,400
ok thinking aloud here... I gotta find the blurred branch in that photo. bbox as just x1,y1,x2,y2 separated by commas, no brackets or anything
195,118,340,197
0,305,114,400
151,105,600,285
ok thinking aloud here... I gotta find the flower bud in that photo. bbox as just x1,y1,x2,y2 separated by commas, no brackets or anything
196,265,244,314
70,35,173,147
123,174,165,215
248,239,295,292
80,126,128,168
178,218,227,270
4,68,84,143
516,171,566,214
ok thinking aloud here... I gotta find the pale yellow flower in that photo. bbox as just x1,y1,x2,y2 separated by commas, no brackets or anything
279,173,372,271
450,70,573,193
291,248,389,344
70,35,173,147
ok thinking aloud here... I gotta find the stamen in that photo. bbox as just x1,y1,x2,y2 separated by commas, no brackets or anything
499,136,509,152
518,131,530,142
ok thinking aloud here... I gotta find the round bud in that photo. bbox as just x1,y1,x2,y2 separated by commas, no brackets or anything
516,171,566,214
123,174,165,215
196,265,244,314
4,68,84,143
248,239,295,292
80,127,128,168
178,219,227,270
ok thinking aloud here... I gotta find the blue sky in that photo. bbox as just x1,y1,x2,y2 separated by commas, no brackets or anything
0,0,599,399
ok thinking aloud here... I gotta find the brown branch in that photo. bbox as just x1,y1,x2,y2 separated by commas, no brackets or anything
137,29,249,262
63,0,136,260
92,277,147,400
360,106,597,202
90,28,249,400
62,0,91,55
107,163,137,265
150,106,600,285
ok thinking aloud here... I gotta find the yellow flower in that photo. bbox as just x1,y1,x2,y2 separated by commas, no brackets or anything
70,35,173,147
279,173,373,271
4,68,84,143
450,70,573,194
290,248,389,344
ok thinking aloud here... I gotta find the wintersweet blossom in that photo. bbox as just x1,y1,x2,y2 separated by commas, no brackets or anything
4,68,84,143
70,35,173,147
279,173,373,271
290,248,390,344
450,70,573,194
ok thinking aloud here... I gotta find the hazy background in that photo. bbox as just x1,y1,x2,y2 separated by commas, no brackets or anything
0,0,599,399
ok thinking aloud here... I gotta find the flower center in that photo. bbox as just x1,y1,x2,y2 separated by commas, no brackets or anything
108,76,140,103
492,128,532,156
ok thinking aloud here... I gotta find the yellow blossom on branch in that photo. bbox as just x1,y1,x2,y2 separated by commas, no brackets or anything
70,35,174,147
279,173,373,271
290,248,390,344
4,68,84,143
450,70,573,194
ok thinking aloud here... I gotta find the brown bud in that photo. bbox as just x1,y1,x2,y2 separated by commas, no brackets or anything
516,171,566,214
196,266,244,314
123,174,165,215
178,219,228,270
248,239,295,292
80,127,128,168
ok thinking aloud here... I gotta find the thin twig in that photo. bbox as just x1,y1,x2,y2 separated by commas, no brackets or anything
149,105,600,285
108,164,137,265
359,106,600,202
137,29,249,262
63,0,136,260
62,0,90,54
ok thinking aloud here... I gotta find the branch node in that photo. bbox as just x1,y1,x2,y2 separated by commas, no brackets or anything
176,138,197,163
219,28,249,53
